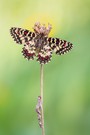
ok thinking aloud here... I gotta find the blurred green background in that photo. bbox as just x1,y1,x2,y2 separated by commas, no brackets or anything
0,0,90,135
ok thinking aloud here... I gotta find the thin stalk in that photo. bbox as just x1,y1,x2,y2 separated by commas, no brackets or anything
40,64,45,135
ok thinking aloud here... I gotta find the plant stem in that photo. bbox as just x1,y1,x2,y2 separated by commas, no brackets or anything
40,64,45,135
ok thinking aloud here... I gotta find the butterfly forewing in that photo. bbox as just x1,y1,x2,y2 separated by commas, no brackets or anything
10,27,36,45
48,37,73,55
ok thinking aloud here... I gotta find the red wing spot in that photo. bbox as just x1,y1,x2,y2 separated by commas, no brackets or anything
63,40,66,47
24,30,28,36
23,49,28,54
38,54,41,57
48,37,51,42
32,33,35,37
41,57,44,61
38,55,44,61
45,56,49,60
26,51,34,56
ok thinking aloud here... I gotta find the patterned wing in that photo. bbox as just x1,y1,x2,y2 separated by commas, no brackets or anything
37,45,52,64
47,37,73,55
22,43,36,60
10,27,36,45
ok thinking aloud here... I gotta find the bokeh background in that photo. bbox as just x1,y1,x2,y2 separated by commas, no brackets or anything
0,0,90,135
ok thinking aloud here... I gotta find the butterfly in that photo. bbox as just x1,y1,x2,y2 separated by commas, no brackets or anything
10,22,73,64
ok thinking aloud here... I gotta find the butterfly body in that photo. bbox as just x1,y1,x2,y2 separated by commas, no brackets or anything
10,22,73,64
33,34,47,50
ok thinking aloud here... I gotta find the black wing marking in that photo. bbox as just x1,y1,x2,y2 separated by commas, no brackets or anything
10,27,36,45
22,44,36,60
47,37,73,55
37,45,52,64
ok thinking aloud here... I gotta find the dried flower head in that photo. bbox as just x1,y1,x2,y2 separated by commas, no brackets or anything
33,22,52,36
10,22,73,64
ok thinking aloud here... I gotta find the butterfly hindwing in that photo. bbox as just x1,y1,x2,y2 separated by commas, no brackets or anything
22,44,36,60
10,27,36,45
37,45,52,64
48,37,73,55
